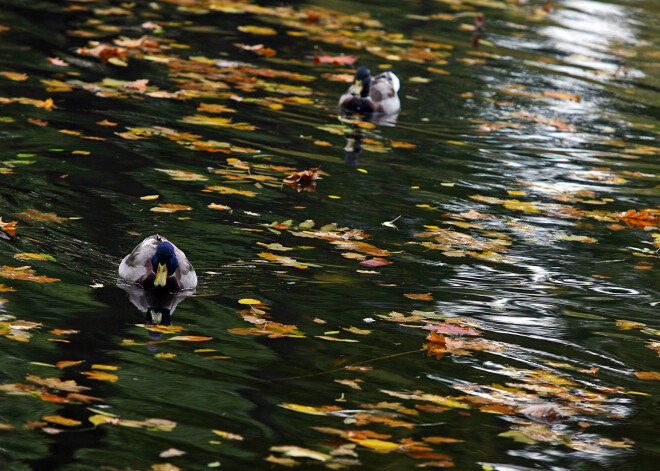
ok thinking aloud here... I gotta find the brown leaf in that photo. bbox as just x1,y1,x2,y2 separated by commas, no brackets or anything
635,371,660,380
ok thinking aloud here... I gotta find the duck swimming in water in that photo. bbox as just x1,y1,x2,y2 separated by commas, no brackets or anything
118,235,197,291
339,67,401,115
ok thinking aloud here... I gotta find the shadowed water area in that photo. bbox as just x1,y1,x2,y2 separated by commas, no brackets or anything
0,0,659,469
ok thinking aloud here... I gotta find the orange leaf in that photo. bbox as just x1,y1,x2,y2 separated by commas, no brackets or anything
39,394,70,403
635,371,660,381
426,331,446,346
404,293,433,301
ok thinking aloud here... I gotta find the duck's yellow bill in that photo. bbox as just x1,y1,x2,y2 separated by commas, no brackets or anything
349,81,363,96
154,263,168,287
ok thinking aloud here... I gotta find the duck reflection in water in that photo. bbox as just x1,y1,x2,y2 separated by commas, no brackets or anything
338,67,400,165
118,283,193,331
343,130,363,165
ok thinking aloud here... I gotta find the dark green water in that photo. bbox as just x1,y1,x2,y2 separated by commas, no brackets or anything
0,0,658,470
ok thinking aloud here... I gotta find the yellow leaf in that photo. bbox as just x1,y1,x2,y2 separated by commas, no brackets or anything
1,71,28,81
237,25,278,35
83,371,118,382
315,336,359,343
279,403,328,415
208,203,231,211
348,438,400,451
150,203,192,213
204,185,257,197
503,200,541,213
42,415,81,427
140,194,159,200
89,414,117,426
343,327,372,335
13,253,55,262
156,352,176,359
212,429,244,440
91,364,119,370
238,298,262,305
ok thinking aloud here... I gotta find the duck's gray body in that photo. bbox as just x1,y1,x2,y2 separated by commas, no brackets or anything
339,70,401,115
118,234,197,291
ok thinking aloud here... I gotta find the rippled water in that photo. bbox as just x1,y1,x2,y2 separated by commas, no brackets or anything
0,0,658,469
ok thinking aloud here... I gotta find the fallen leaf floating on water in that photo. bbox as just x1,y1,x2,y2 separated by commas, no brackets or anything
212,429,244,440
0,217,17,235
15,209,68,223
270,446,331,462
26,375,90,392
283,168,319,192
159,448,186,458
1,71,28,81
89,414,176,431
404,293,433,301
47,57,70,67
616,319,646,330
42,415,81,427
313,54,358,66
0,266,60,283
237,25,277,35
155,168,208,181
83,371,119,382
150,203,192,213
635,371,660,380
518,404,570,424
617,209,660,228
359,258,392,267
14,253,56,262
167,335,212,341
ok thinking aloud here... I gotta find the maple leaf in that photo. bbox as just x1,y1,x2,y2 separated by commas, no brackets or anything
618,209,660,228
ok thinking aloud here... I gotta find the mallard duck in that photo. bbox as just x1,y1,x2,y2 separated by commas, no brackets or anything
118,234,197,291
339,67,401,115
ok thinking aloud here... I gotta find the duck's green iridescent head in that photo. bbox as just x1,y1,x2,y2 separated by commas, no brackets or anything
151,242,178,287
349,66,372,97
